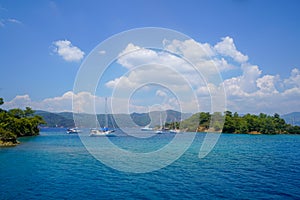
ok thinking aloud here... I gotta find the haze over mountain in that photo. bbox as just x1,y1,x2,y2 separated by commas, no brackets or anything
36,110,192,128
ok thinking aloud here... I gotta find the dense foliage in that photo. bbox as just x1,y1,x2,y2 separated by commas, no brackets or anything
181,111,300,134
223,111,300,134
0,98,45,145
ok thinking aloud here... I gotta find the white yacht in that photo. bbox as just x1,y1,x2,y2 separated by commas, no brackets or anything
89,128,114,136
66,127,81,134
141,125,153,131
89,97,115,137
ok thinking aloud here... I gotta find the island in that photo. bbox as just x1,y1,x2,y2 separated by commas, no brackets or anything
0,98,45,146
180,111,300,134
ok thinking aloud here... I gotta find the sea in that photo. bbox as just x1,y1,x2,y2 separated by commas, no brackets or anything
0,128,299,200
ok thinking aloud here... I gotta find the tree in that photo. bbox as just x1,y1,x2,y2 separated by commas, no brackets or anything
177,110,300,135
237,119,248,133
8,108,25,118
225,111,232,117
223,113,235,133
24,107,34,117
0,99,45,145
0,127,17,144
272,113,286,134
233,112,239,118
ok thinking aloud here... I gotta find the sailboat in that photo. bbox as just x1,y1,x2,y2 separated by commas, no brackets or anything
89,97,115,136
155,113,167,134
169,120,180,134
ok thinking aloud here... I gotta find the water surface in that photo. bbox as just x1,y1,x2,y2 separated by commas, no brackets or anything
0,128,299,199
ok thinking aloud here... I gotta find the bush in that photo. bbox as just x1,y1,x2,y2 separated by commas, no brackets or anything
0,127,17,143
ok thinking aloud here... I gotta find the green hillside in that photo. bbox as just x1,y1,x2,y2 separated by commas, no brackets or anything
36,110,192,128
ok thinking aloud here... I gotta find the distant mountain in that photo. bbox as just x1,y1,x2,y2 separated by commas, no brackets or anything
282,112,300,126
35,110,192,128
35,110,75,127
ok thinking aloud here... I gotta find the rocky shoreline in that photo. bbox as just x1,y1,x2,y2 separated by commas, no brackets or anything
0,140,20,147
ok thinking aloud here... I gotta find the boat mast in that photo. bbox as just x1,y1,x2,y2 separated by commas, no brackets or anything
105,97,108,128
160,112,162,130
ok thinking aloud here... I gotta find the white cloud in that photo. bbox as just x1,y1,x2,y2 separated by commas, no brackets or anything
53,40,85,62
5,36,300,115
256,75,279,95
0,18,22,27
109,41,231,100
117,43,164,69
164,39,215,60
109,44,197,94
214,36,248,63
3,91,98,113
7,18,21,24
282,87,300,96
3,91,189,114
284,68,300,87
240,64,262,93
99,50,106,55
3,95,32,109
156,90,168,98
106,38,251,113
222,66,300,114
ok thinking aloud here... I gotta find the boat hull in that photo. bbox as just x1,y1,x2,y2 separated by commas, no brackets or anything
89,129,114,136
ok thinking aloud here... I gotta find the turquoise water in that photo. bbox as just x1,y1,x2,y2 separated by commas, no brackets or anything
1,128,300,199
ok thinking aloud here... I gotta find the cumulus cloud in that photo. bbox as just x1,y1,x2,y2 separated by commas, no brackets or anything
3,92,72,112
3,92,178,114
53,40,85,62
109,42,225,97
3,95,32,109
164,39,215,60
256,75,279,95
107,38,245,111
284,68,300,87
3,91,101,113
223,65,300,114
109,45,198,94
214,36,248,63
113,37,300,114
4,36,300,115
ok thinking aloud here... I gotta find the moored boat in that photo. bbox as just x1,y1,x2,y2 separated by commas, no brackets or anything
89,97,115,137
89,128,114,136
66,127,81,134
141,125,153,131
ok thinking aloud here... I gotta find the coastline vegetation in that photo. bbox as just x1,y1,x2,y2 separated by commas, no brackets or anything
180,111,300,134
0,98,45,146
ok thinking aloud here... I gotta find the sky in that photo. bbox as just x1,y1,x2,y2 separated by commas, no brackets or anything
1,0,300,115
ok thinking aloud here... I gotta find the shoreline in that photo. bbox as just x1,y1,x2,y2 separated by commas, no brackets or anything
0,140,20,147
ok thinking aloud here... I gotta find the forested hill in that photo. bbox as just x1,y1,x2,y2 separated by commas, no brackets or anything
36,110,192,128
35,110,75,127
181,111,300,134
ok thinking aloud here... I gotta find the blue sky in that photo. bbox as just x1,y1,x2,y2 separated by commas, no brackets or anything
1,0,300,114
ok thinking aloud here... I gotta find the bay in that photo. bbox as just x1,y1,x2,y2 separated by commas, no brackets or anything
0,128,299,199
